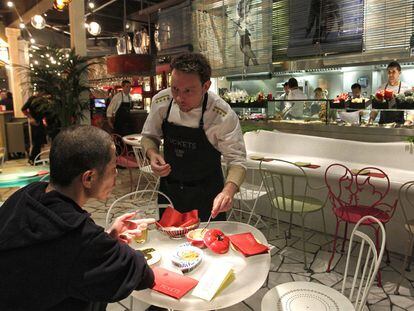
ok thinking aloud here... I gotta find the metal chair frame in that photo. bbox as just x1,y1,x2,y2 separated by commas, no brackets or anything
226,164,268,228
259,159,328,270
33,149,50,166
112,134,139,192
132,146,160,195
395,181,414,294
261,215,385,311
324,163,397,286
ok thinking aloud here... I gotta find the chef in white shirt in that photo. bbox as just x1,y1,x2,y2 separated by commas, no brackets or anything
106,80,133,135
281,77,307,119
369,61,413,125
141,53,246,221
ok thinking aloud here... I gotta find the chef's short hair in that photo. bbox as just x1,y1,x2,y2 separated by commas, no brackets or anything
121,80,131,86
288,78,298,88
387,61,401,72
49,125,113,187
351,83,361,90
171,53,211,84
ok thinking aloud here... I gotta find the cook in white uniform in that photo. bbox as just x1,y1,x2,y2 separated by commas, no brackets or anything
281,77,307,119
369,61,413,125
141,53,246,221
106,80,133,135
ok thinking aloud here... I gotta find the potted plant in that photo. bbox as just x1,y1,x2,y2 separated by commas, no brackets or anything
24,46,101,138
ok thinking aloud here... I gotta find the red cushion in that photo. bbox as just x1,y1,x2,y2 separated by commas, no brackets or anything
334,206,390,224
116,155,139,168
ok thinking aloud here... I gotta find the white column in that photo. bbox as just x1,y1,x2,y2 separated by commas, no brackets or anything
5,27,29,118
69,0,90,125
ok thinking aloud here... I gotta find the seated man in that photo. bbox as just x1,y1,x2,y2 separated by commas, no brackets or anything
0,125,155,311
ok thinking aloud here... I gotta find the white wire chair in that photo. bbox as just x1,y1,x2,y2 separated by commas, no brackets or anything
395,181,414,294
105,189,174,311
105,189,173,229
33,149,50,166
259,159,328,269
261,215,386,311
226,163,268,228
132,146,160,195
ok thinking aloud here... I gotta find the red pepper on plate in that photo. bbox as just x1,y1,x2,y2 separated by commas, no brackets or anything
203,229,230,254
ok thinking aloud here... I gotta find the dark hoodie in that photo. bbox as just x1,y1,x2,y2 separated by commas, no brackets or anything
0,182,154,311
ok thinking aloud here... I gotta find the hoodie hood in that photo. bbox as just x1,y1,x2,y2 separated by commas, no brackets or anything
0,182,89,251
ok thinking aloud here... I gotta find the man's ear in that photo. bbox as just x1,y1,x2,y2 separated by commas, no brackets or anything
202,80,211,93
82,170,94,189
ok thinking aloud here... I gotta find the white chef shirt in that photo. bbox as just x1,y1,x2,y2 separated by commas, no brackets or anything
106,92,131,118
376,81,410,94
141,89,246,169
284,88,307,118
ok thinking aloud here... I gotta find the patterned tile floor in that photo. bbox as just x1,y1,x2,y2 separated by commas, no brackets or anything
1,159,414,310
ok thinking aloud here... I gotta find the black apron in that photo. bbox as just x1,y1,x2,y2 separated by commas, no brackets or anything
159,94,225,222
114,93,133,136
379,82,404,124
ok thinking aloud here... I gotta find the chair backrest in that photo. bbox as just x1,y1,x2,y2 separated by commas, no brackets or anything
0,147,5,168
33,149,50,166
259,159,312,213
132,145,150,168
105,189,174,229
112,134,128,157
341,215,386,311
325,164,395,216
398,181,414,235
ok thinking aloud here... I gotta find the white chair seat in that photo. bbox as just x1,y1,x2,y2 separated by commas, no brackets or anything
261,281,354,311
140,165,153,174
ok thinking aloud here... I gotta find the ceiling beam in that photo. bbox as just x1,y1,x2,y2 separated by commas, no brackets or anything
9,0,52,28
136,0,187,16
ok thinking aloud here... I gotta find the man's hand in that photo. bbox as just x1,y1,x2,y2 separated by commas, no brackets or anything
211,182,238,218
147,149,171,177
107,212,155,244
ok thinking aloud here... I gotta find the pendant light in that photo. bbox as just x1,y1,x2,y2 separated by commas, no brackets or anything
88,21,101,36
31,14,46,29
53,0,72,11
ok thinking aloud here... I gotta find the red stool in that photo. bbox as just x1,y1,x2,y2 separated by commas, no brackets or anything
112,134,139,191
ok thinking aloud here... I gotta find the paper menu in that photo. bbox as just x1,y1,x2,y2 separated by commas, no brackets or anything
152,267,198,299
192,262,234,301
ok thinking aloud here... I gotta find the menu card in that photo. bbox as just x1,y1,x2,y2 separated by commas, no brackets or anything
192,262,234,301
152,267,198,299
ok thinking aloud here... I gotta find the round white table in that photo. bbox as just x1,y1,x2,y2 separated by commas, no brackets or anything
132,221,271,310
261,281,355,311
122,134,143,147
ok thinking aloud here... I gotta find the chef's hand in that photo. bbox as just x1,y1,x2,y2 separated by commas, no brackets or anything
148,149,171,177
211,182,238,218
107,212,155,244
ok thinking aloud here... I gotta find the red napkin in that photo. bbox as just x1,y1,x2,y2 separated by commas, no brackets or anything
37,170,49,176
152,267,198,299
157,207,199,227
229,232,269,257
303,164,320,169
368,172,386,178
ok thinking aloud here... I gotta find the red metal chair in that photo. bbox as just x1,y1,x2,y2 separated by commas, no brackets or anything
112,134,139,192
324,163,398,286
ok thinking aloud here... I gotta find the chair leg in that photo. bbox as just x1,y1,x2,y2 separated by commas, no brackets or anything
395,236,414,294
406,239,414,272
341,221,349,253
327,220,340,272
300,215,310,271
286,211,293,239
374,227,383,287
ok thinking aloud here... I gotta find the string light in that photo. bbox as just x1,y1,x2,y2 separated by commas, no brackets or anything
6,1,14,8
29,38,36,44
19,22,25,29
88,2,95,9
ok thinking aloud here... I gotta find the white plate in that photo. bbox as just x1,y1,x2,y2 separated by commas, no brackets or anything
140,248,161,266
171,242,203,273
